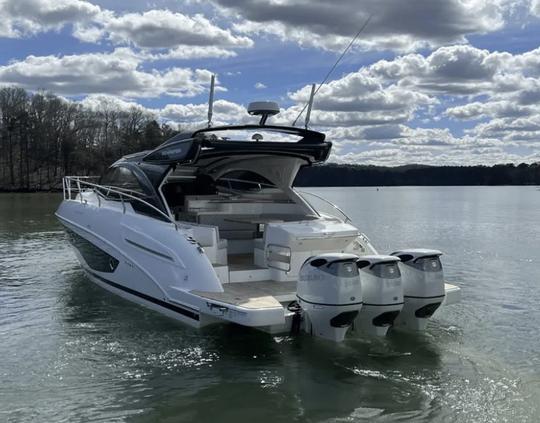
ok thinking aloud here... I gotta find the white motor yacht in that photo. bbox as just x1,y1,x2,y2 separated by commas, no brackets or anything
56,101,460,342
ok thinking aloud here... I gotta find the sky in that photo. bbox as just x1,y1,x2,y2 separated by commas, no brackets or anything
1,0,540,166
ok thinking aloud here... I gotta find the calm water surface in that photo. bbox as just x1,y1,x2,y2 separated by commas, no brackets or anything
0,187,539,422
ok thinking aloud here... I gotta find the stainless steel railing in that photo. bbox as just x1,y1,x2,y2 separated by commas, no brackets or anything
295,189,352,223
62,176,178,229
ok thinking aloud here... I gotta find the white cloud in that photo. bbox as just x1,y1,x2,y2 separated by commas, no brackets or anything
532,0,540,16
367,45,504,95
0,0,101,37
79,93,153,113
159,99,254,128
148,46,238,61
96,9,252,53
254,82,266,89
0,48,215,98
288,64,435,127
445,100,537,120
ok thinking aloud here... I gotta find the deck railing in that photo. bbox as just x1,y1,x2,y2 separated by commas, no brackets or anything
63,176,178,229
296,190,352,224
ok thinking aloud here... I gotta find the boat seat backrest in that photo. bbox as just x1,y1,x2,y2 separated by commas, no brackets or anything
198,214,256,240
187,223,228,265
189,224,221,247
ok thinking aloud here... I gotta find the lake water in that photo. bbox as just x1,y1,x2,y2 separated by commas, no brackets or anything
1,187,539,422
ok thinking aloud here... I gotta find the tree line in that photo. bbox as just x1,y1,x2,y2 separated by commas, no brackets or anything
0,87,178,191
294,163,540,186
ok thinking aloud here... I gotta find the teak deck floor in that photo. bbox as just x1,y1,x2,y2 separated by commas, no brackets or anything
192,280,297,309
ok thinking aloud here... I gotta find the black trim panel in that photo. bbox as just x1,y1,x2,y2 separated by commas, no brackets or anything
415,302,442,318
373,310,401,327
330,310,359,328
296,295,363,307
404,294,445,300
87,270,199,321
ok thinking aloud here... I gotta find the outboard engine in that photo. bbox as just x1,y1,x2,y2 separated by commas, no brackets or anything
355,255,403,336
297,254,362,342
391,249,445,331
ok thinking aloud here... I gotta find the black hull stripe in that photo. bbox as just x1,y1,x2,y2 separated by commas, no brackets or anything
404,294,446,300
296,295,363,307
87,270,199,321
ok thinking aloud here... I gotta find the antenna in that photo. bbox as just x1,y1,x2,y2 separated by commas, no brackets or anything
292,14,372,127
304,84,316,129
247,101,280,126
207,74,215,128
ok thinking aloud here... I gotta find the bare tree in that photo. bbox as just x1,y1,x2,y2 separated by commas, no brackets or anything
0,86,178,191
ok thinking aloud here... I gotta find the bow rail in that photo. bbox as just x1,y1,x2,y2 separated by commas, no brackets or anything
62,176,177,228
295,189,352,223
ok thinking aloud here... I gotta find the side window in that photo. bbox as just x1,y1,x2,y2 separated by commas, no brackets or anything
115,167,144,193
100,166,146,194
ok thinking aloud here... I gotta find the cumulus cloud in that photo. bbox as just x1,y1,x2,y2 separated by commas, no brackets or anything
159,99,255,128
100,10,252,50
254,82,266,89
0,0,101,37
445,101,537,120
214,0,506,52
366,45,505,95
79,94,154,113
287,61,435,127
0,48,215,98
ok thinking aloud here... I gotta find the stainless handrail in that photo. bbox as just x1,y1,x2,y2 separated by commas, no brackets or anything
63,176,178,229
295,189,352,223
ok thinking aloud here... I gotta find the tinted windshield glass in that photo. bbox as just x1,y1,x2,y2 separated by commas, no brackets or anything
100,167,146,194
